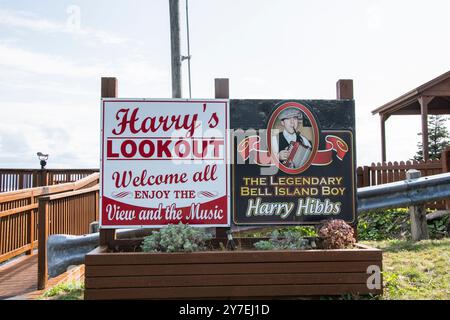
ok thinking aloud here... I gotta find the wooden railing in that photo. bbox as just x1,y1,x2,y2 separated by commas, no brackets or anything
0,173,99,264
0,169,99,193
38,184,99,289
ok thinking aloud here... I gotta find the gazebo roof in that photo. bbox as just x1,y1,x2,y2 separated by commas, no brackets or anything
372,70,450,117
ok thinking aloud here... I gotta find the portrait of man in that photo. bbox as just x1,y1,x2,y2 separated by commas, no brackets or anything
271,107,313,169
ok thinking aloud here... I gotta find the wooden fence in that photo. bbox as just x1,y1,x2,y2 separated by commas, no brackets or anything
356,159,443,187
0,173,99,265
38,184,99,289
0,169,99,193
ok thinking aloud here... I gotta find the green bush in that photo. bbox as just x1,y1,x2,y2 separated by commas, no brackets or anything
141,223,212,253
253,230,315,250
358,208,449,241
245,226,317,238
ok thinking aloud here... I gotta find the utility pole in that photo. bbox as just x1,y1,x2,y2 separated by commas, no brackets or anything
169,0,182,98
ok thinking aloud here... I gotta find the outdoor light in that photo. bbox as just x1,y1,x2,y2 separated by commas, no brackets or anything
37,152,49,169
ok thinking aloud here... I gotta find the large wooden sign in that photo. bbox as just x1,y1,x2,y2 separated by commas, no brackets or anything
231,99,356,225
100,99,230,228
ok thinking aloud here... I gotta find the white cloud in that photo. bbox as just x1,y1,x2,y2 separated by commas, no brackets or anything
0,43,106,77
0,9,129,45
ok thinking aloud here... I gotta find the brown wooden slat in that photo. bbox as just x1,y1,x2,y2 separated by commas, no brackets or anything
86,261,381,277
85,283,382,300
85,272,371,289
0,203,38,218
0,243,33,264
86,249,382,266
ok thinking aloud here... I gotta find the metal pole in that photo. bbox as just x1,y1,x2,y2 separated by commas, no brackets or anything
169,0,182,98
185,0,192,98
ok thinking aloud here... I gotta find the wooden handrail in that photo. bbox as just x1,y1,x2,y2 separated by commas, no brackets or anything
41,185,99,201
0,168,99,193
0,203,39,219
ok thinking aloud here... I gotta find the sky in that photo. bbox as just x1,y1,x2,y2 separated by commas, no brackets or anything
0,0,449,168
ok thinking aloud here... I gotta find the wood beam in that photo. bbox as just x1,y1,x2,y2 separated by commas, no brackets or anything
336,80,354,100
419,96,433,161
380,114,387,162
100,77,117,248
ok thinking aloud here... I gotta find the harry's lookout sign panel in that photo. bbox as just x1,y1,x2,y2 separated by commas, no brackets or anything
100,99,230,228
231,100,356,225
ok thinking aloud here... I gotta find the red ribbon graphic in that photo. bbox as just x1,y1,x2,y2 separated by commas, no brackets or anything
237,134,348,166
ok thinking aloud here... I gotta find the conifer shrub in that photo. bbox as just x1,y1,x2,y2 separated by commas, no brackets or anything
141,223,212,253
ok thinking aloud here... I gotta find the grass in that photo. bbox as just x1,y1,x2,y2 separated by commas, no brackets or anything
40,280,84,300
362,238,450,300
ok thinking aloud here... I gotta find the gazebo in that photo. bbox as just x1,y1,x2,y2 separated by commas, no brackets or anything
372,71,450,162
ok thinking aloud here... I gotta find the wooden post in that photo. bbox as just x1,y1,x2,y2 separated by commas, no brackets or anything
336,79,353,100
440,146,450,209
363,166,370,187
215,78,229,239
336,79,357,240
32,170,38,188
19,173,24,190
100,77,118,247
380,114,387,163
419,96,432,162
37,198,49,289
406,170,429,241
26,194,35,255
38,169,48,187
169,0,182,98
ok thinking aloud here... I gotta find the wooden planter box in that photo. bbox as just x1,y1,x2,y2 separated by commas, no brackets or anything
84,241,382,300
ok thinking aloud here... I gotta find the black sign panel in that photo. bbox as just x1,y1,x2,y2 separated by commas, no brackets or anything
231,99,356,225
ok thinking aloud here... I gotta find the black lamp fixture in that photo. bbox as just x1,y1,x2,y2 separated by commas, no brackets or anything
37,152,49,169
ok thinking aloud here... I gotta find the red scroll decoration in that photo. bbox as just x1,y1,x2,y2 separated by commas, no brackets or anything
237,134,349,167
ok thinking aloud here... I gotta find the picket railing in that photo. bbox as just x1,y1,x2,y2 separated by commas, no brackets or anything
356,159,443,187
0,173,99,264
0,169,99,193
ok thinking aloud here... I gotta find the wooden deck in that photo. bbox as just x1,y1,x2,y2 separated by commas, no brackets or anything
0,253,85,300
0,254,37,299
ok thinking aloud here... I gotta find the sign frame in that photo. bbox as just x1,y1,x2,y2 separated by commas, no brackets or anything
99,98,231,229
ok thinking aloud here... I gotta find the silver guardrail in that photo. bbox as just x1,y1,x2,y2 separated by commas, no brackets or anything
357,172,450,213
47,228,155,277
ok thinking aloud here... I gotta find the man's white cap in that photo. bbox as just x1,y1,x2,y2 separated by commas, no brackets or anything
279,108,303,121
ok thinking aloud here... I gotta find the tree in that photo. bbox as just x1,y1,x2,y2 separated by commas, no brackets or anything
414,115,450,161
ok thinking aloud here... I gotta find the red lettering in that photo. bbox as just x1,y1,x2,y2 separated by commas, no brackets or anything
121,140,137,158
112,107,199,137
157,140,171,158
107,140,119,158
138,140,155,157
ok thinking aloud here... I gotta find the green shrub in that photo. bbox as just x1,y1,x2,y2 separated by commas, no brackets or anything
253,230,314,250
244,226,317,238
141,223,212,253
357,208,449,241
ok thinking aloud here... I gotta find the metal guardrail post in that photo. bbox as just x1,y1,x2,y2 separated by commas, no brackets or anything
406,170,429,241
